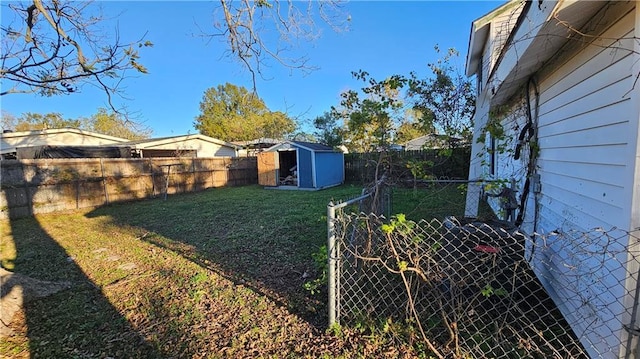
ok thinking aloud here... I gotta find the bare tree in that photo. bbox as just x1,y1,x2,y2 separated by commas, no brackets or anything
1,0,348,112
0,0,152,112
213,0,349,88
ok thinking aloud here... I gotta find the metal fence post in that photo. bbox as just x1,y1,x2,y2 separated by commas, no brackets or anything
327,201,337,327
326,192,373,329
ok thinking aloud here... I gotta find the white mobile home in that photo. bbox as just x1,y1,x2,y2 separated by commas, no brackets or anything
465,1,640,357
1,131,239,159
1,128,129,159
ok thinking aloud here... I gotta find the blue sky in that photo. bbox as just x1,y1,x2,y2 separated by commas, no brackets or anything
1,1,502,137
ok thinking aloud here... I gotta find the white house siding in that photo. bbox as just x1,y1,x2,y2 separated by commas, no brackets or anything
535,5,634,233
465,91,492,217
526,6,636,357
467,3,640,357
466,81,532,223
629,11,640,353
465,2,526,218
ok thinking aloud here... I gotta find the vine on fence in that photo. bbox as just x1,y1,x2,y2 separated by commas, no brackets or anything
327,180,615,358
334,209,591,358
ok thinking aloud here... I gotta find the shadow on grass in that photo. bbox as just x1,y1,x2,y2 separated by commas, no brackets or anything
1,166,161,358
85,185,364,329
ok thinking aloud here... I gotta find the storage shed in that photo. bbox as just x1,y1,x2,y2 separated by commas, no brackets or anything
257,141,344,190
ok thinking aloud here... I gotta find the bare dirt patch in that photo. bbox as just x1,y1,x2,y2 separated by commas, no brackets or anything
0,267,70,337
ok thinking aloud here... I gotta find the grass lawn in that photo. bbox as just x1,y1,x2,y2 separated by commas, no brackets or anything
0,183,473,358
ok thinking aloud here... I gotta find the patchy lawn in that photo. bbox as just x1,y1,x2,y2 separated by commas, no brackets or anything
1,184,471,358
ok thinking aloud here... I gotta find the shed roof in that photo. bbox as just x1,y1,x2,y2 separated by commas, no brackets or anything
291,141,335,152
265,141,336,153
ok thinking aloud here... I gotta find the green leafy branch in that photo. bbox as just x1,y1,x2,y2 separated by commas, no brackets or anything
303,245,328,295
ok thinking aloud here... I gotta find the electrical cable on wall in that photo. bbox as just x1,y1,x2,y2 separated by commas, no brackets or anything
515,76,539,227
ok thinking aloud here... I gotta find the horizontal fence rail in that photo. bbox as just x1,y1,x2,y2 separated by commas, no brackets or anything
0,157,257,219
328,180,640,358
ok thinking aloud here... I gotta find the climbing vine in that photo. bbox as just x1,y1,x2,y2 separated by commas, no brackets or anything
473,89,538,223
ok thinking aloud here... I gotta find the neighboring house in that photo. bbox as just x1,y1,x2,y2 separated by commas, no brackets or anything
121,134,238,158
465,1,640,357
257,141,344,190
1,128,129,159
403,134,465,150
1,130,238,159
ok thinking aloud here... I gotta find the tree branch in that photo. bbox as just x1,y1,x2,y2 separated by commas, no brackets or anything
1,0,152,117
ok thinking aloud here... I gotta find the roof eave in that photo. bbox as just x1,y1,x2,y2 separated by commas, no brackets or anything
466,22,490,77
487,1,558,106
488,0,607,106
465,1,523,78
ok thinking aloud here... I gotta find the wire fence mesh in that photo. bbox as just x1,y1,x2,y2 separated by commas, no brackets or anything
327,180,640,359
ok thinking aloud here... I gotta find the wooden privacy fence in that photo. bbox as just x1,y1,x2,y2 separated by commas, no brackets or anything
0,157,257,219
344,147,471,184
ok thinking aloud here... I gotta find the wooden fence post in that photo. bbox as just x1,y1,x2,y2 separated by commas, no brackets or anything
75,179,80,209
100,158,109,205
191,158,196,191
22,162,33,216
209,158,215,189
149,158,156,198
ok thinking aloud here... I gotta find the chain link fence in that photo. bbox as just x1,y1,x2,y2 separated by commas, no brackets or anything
327,180,640,358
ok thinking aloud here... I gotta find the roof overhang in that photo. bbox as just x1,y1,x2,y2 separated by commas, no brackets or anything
466,1,523,77
466,23,490,78
488,0,608,105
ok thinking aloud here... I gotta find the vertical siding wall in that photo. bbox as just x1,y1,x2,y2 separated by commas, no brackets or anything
297,148,313,188
531,4,636,356
0,157,257,219
314,152,344,188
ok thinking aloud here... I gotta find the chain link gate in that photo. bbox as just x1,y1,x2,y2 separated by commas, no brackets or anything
327,181,640,358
